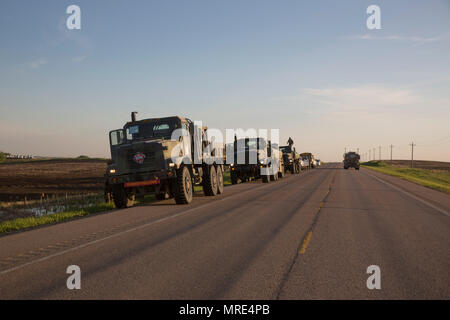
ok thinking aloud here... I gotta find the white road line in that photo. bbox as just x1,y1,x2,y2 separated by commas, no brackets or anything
364,170,449,217
0,178,285,276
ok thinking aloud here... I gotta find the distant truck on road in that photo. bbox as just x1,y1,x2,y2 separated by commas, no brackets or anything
343,152,360,170
280,137,300,174
300,152,314,170
105,113,224,208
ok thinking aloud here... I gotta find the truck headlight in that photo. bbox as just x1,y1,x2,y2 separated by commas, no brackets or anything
109,169,116,174
169,163,175,167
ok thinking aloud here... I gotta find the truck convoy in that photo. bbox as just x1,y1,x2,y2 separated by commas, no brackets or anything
230,137,284,184
343,152,360,170
105,113,319,209
105,113,224,208
279,137,300,174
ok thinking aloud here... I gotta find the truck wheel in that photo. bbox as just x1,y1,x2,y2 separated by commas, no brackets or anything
216,166,224,194
262,174,270,183
203,165,218,196
174,166,193,204
356,167,360,170
344,166,348,170
278,166,285,178
231,171,238,185
104,182,112,203
112,185,135,208
270,171,278,181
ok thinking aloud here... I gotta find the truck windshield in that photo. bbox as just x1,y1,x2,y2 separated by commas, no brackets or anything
280,146,291,153
125,120,179,141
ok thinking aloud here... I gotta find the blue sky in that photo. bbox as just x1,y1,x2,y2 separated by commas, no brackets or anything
1,0,449,161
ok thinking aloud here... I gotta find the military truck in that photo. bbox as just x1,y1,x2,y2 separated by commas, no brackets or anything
105,113,224,208
229,137,284,184
279,137,300,174
300,152,314,170
343,152,360,170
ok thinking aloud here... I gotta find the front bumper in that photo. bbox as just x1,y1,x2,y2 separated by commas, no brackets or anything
107,169,175,186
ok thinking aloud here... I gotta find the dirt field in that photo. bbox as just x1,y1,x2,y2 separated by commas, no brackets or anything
0,159,107,202
382,160,450,170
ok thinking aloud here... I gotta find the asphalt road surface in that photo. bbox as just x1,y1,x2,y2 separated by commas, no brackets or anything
0,163,449,299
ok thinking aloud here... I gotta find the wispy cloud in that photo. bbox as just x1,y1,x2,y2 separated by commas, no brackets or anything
348,34,443,46
29,58,48,69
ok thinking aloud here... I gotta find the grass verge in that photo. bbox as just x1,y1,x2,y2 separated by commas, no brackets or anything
0,202,115,234
362,161,450,194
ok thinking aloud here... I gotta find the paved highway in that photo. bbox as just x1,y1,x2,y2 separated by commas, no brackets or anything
0,163,449,299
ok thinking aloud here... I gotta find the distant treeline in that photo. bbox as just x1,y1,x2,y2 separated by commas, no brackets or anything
0,152,110,164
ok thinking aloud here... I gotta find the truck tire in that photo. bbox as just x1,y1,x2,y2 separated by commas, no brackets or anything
231,171,238,184
278,166,285,178
112,185,135,208
355,167,360,170
104,182,112,202
216,166,224,194
174,166,193,204
203,165,218,196
270,167,278,181
262,174,270,183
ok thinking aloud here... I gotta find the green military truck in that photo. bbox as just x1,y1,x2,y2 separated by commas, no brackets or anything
229,137,284,184
343,152,360,170
280,137,300,174
105,113,224,208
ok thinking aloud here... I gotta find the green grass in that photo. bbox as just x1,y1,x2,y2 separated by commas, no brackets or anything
0,202,115,234
362,161,450,194
223,170,231,185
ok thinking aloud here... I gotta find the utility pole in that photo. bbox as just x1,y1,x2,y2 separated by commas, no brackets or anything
390,145,393,161
410,142,416,168
378,146,381,160
373,148,376,161
369,149,371,161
